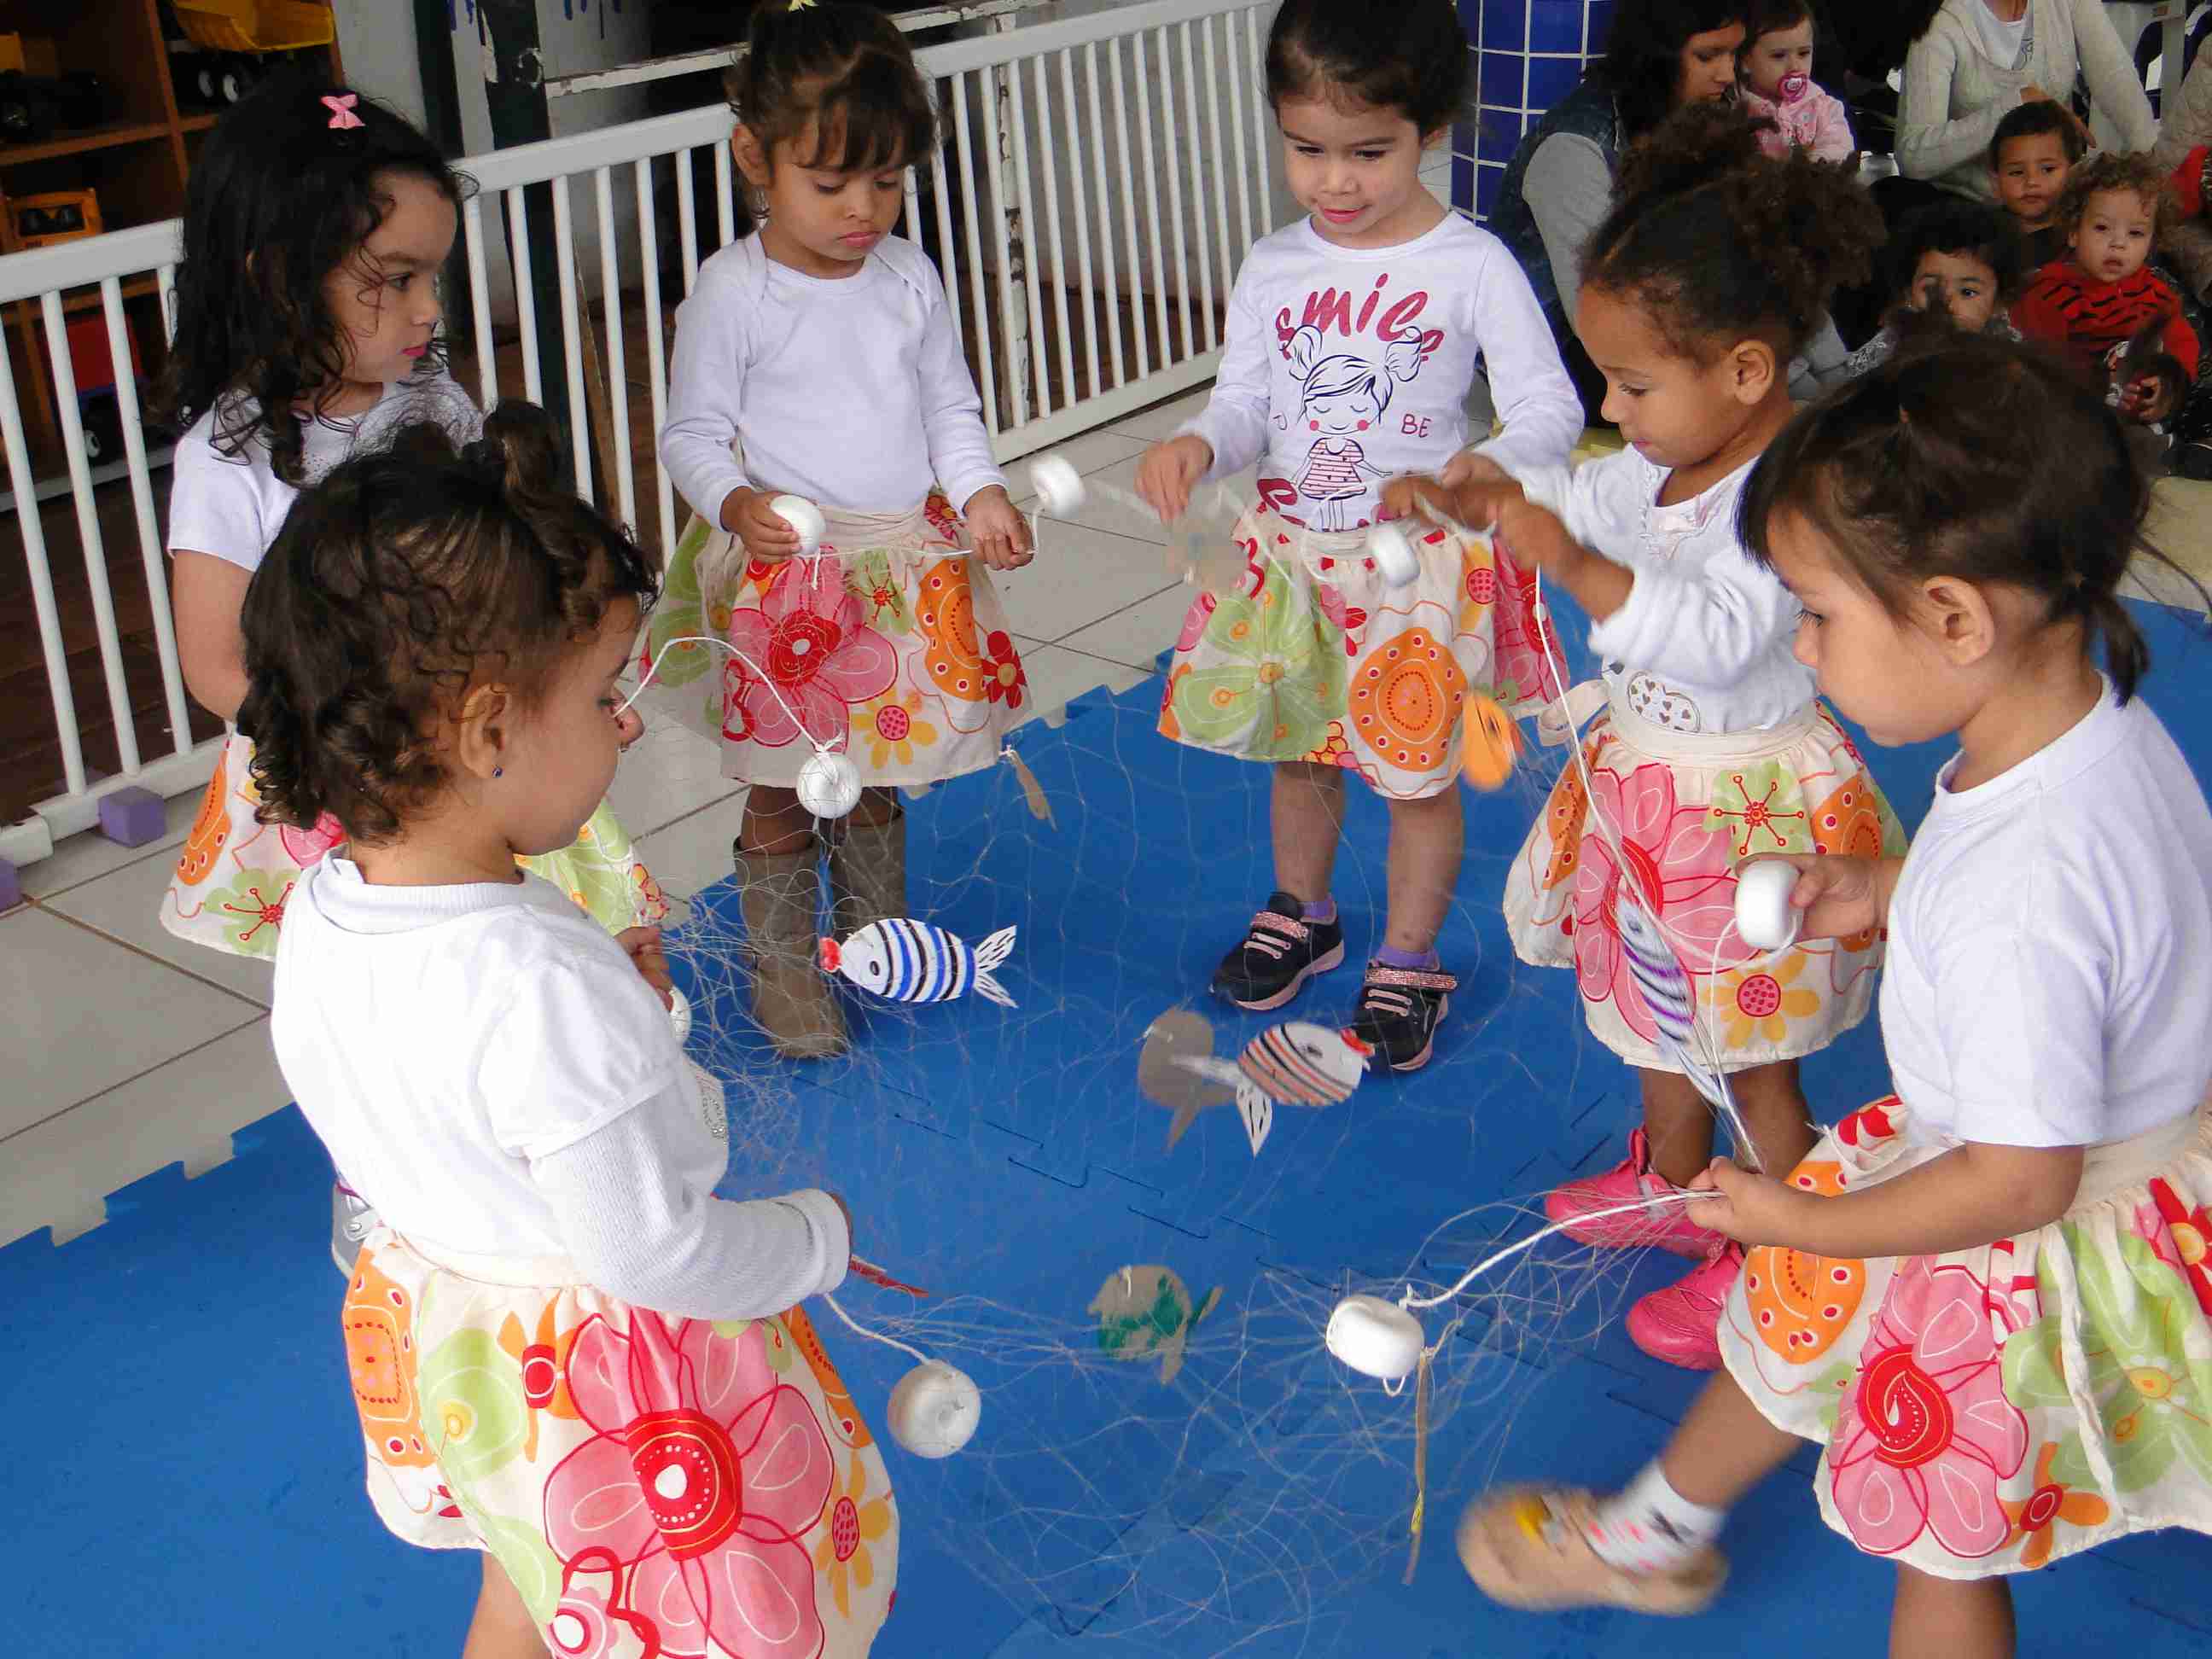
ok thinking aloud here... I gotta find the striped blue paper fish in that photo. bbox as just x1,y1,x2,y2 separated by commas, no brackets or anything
1614,890,1753,1155
818,918,1018,1009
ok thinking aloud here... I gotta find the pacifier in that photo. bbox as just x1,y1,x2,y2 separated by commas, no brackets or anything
1778,72,1809,102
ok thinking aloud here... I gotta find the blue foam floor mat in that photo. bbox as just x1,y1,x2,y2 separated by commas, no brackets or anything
8,599,2212,1656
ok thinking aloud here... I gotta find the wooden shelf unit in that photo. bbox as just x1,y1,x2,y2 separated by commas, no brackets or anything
0,0,341,471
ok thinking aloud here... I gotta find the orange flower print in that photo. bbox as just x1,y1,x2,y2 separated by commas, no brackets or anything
1159,664,1190,742
344,1256,433,1471
1743,1156,1866,1363
1811,771,1889,950
1713,951,1821,1047
176,755,231,887
784,1305,873,1449
1301,719,1354,769
1540,742,1598,890
2002,1442,2111,1569
814,1452,894,1619
853,688,940,770
496,1300,585,1463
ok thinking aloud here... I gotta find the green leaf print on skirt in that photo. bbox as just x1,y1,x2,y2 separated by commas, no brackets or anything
2000,1226,2212,1492
1167,562,1345,760
644,515,722,696
1705,759,1819,859
476,1511,562,1622
845,550,915,637
419,1328,531,1484
518,802,648,934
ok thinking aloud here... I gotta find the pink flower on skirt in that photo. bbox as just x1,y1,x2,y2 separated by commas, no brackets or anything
1570,761,1746,1041
277,812,346,869
544,1312,836,1659
1827,1258,2028,1562
1492,539,1565,706
1175,591,1218,652
724,556,897,748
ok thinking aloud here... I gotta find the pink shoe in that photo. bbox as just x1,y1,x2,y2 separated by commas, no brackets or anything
1626,1240,1743,1371
1544,1128,1720,1257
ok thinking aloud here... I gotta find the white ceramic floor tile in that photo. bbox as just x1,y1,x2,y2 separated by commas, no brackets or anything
996,515,1189,642
632,792,752,910
0,904,262,1138
1009,643,1153,727
0,1016,288,1249
1057,585,1199,670
1101,388,1214,442
19,789,201,900
36,857,280,1009
1008,427,1149,488
1022,450,1262,554
602,708,742,842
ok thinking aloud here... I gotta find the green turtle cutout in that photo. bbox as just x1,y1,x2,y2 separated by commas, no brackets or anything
1087,1264,1222,1384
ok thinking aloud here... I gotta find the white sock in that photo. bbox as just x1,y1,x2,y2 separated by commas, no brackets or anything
1585,1460,1727,1574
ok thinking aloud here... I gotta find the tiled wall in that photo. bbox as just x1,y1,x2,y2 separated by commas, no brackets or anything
1453,0,1618,220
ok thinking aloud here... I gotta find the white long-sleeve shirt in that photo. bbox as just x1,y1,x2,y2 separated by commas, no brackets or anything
272,859,849,1319
660,234,1004,521
1518,449,1814,734
1179,214,1582,530
1896,0,2156,200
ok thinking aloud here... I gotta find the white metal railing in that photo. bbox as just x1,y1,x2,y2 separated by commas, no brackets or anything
0,0,1275,872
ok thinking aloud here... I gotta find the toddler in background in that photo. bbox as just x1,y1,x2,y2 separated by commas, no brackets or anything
1831,198,2026,381
2013,150,2200,439
1737,0,1854,163
1989,99,2086,269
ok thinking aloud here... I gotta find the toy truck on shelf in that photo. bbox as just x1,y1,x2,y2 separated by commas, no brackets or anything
166,0,333,108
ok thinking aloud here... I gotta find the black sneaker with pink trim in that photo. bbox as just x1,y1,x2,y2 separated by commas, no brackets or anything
1209,891,1345,1010
1348,959,1457,1072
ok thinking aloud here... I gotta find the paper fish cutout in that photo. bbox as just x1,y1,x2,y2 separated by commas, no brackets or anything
1144,1014,1373,1155
1089,1264,1223,1384
818,918,1017,1009
1137,1008,1239,1150
1460,693,1522,791
1614,892,1732,1115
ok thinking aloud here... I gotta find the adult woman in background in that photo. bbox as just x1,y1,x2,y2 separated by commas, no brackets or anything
1488,1,1746,419
1895,0,2152,202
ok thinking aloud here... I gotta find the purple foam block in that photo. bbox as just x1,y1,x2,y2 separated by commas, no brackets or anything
96,785,167,847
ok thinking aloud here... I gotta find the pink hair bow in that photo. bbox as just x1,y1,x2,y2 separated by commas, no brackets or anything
322,94,364,131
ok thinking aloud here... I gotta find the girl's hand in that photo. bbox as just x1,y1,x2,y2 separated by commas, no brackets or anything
1491,492,1581,574
1377,472,1458,526
1683,1158,1812,1247
617,925,675,1010
1436,448,1511,492
723,487,805,563
963,486,1034,569
1742,853,1891,941
1136,434,1213,523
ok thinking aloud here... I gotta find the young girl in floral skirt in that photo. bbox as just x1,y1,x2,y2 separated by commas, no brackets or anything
1394,105,1905,1368
252,407,892,1658
654,0,1032,1060
1458,329,2212,1659
1138,0,1583,1074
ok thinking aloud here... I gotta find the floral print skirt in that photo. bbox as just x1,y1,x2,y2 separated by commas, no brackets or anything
644,494,1024,788
160,731,667,958
345,1229,896,1655
1502,690,1903,1071
1156,503,1558,800
1720,1095,2212,1580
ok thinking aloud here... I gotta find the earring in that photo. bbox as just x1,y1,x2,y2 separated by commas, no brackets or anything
492,766,504,778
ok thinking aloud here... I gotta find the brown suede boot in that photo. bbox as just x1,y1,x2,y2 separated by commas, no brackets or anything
733,842,847,1059
826,807,908,940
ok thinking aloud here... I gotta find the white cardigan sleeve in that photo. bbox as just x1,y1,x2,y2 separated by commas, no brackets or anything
658,255,757,526
1179,267,1273,480
2071,0,2157,154
1895,20,1999,186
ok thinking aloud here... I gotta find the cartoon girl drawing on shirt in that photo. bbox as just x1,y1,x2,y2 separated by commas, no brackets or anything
1288,323,1427,531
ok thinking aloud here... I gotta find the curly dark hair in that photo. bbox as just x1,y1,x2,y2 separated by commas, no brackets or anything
238,402,657,844
150,75,471,486
1583,101,1883,359
1884,198,2029,302
725,0,936,174
1988,100,2087,171
1739,325,2188,701
1588,0,1747,141
1265,0,1470,134
2052,149,2180,245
